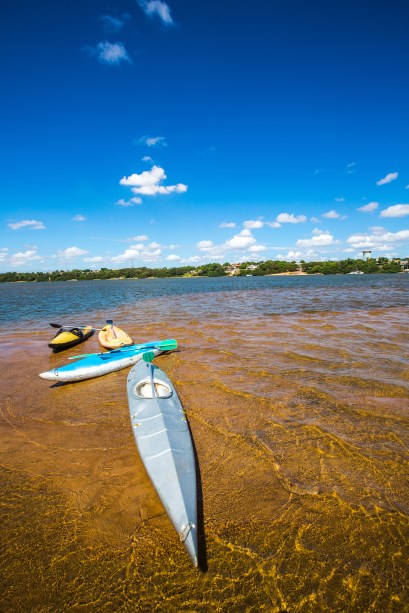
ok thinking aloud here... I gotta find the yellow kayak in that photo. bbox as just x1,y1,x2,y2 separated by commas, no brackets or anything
98,322,133,349
48,326,94,352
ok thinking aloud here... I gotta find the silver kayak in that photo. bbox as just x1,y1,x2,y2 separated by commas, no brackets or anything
127,358,198,566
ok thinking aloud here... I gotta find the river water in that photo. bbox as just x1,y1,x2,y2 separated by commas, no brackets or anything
1,275,408,611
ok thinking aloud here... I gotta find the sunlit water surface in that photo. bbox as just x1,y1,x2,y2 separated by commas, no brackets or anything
1,275,408,611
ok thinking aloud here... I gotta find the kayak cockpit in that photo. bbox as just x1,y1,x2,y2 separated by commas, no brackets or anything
133,378,173,399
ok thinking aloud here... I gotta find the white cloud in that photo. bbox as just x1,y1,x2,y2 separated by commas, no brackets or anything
85,41,132,65
166,254,182,261
310,217,321,223
197,240,213,250
100,14,129,33
0,247,9,261
8,219,45,230
243,219,280,229
220,222,236,228
376,172,398,186
111,249,139,263
357,202,379,213
347,229,409,249
296,233,335,248
248,244,266,252
276,212,307,224
116,197,143,206
138,1,174,25
380,204,409,218
9,249,42,267
55,246,88,260
83,256,104,263
322,210,347,220
243,219,264,229
131,234,148,241
72,214,87,222
225,230,256,250
120,165,187,196
139,135,167,147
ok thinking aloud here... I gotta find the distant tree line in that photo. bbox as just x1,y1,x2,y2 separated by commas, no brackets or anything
0,257,406,283
300,257,403,275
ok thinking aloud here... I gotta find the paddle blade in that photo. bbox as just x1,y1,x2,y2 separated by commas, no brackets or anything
158,339,178,351
106,319,113,325
50,322,63,328
142,351,155,363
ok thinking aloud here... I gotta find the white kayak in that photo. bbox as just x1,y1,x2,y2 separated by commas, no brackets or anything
127,356,198,566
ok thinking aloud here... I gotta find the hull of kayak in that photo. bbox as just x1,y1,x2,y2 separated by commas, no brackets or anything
48,326,94,352
127,359,198,567
39,347,162,383
99,325,133,349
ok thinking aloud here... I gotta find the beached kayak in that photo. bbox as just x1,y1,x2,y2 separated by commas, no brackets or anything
48,325,94,352
99,322,133,349
39,339,177,383
127,357,198,567
39,347,155,383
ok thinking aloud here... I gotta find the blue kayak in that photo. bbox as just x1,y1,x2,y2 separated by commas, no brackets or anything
39,339,177,382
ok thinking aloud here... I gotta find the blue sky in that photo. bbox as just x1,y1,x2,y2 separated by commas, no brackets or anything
1,0,409,272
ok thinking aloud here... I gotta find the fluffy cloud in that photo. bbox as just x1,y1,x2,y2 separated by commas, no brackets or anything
276,213,307,224
244,219,280,229
166,254,182,261
110,242,162,263
195,228,265,259
120,165,187,196
380,204,409,218
248,244,266,252
376,172,398,186
197,240,214,250
9,249,42,267
116,197,143,206
100,14,130,33
357,202,379,213
8,219,45,230
55,246,89,260
71,214,87,222
296,232,335,248
139,135,167,147
224,229,257,250
347,229,409,249
322,210,341,219
85,41,131,65
243,220,264,229
83,256,104,263
138,1,174,25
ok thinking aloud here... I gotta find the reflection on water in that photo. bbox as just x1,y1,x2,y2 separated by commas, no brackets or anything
1,278,408,611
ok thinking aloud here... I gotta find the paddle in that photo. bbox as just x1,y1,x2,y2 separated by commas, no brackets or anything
106,319,118,339
68,339,177,359
143,351,157,397
49,322,100,330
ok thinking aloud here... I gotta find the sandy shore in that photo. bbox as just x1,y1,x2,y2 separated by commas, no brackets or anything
1,299,408,611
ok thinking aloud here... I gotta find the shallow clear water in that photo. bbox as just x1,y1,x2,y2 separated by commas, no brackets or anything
1,275,408,611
